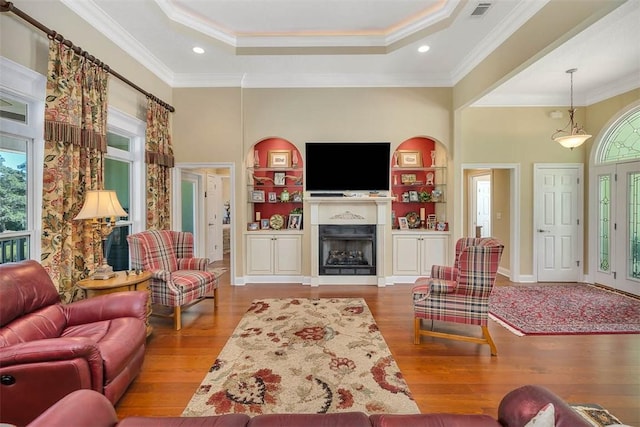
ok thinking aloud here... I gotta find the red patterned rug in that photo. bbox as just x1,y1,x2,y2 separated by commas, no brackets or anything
182,298,419,417
489,284,640,336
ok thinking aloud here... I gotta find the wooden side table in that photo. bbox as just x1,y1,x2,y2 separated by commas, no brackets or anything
77,271,153,337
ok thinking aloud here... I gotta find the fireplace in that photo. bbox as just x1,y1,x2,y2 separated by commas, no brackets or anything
309,196,391,286
319,225,376,275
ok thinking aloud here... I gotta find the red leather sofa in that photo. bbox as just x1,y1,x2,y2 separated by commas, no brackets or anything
0,260,149,426
27,385,594,427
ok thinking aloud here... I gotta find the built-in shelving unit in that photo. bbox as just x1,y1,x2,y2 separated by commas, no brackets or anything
246,138,303,230
391,137,446,230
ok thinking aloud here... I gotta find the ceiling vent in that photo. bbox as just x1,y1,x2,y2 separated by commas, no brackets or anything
471,2,492,17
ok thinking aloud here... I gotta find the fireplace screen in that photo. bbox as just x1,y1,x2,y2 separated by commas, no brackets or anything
319,225,376,275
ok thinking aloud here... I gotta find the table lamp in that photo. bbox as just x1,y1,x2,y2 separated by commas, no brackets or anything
74,190,128,279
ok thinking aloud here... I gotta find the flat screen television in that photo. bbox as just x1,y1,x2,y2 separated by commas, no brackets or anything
305,142,390,193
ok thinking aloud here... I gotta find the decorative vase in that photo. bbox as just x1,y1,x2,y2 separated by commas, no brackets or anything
292,150,299,168
254,150,260,168
280,189,290,202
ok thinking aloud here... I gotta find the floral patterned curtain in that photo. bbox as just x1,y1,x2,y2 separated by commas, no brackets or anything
145,98,174,230
41,38,109,302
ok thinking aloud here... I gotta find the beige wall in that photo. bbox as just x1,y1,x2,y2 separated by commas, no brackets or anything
492,169,511,272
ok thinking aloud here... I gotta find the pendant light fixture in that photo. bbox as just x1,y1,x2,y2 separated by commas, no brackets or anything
552,68,592,149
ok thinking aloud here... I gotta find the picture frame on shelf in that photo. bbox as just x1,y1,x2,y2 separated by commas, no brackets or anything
260,219,270,230
401,173,417,184
288,213,302,229
292,191,303,202
436,222,448,231
267,150,291,168
251,190,265,202
274,172,286,185
268,192,277,203
247,222,259,231
398,150,423,167
398,217,409,230
409,190,419,202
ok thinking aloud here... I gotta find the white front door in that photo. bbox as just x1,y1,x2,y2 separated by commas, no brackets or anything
207,174,223,262
615,162,640,294
535,165,582,282
595,162,640,295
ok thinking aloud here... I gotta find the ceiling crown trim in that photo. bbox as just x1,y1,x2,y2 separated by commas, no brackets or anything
154,0,461,50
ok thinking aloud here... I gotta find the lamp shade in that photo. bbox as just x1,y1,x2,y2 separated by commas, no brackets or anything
74,190,128,220
554,133,592,149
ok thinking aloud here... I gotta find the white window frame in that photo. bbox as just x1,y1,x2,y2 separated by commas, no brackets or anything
106,107,145,234
0,57,45,262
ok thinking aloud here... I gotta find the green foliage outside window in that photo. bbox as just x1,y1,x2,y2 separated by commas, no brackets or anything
0,154,27,233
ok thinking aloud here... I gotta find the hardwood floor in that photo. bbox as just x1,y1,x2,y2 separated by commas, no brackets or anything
115,266,640,425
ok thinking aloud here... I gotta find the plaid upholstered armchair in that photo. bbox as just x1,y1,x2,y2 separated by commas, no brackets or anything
127,230,218,330
412,237,504,355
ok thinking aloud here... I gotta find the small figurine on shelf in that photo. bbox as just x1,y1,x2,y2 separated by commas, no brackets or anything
393,152,399,168
254,150,260,168
430,150,436,167
292,150,299,168
280,188,290,202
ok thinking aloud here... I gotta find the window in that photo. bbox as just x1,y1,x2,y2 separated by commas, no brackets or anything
104,107,145,271
0,58,45,264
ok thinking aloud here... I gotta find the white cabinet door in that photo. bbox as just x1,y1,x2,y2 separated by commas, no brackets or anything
246,234,275,275
274,235,302,275
393,232,450,277
393,234,421,276
246,233,302,276
421,234,449,274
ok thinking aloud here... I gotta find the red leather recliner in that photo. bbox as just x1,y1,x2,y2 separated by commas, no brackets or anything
0,260,148,426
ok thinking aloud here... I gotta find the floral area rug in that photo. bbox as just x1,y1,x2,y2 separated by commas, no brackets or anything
489,284,640,336
570,404,625,427
182,298,420,417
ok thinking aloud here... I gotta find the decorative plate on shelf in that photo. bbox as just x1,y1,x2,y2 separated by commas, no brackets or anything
405,211,420,229
269,214,285,230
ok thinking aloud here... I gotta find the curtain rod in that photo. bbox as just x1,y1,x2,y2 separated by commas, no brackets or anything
1,0,175,113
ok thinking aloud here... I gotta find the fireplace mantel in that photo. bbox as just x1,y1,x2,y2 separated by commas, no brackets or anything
308,196,392,286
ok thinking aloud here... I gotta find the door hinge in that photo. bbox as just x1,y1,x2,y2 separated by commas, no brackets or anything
204,191,207,198
614,223,617,230
576,260,580,267
577,218,580,226
613,271,617,279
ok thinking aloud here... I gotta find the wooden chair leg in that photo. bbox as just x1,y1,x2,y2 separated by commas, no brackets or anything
482,325,497,356
414,317,421,344
174,306,182,331
213,287,218,307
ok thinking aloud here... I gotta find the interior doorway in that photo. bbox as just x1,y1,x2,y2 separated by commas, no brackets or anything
461,164,519,282
173,163,234,285
469,173,491,237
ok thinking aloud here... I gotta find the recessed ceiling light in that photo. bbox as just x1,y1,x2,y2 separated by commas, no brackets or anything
418,45,430,53
192,47,205,54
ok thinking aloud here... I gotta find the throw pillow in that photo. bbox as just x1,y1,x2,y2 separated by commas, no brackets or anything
524,403,555,427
